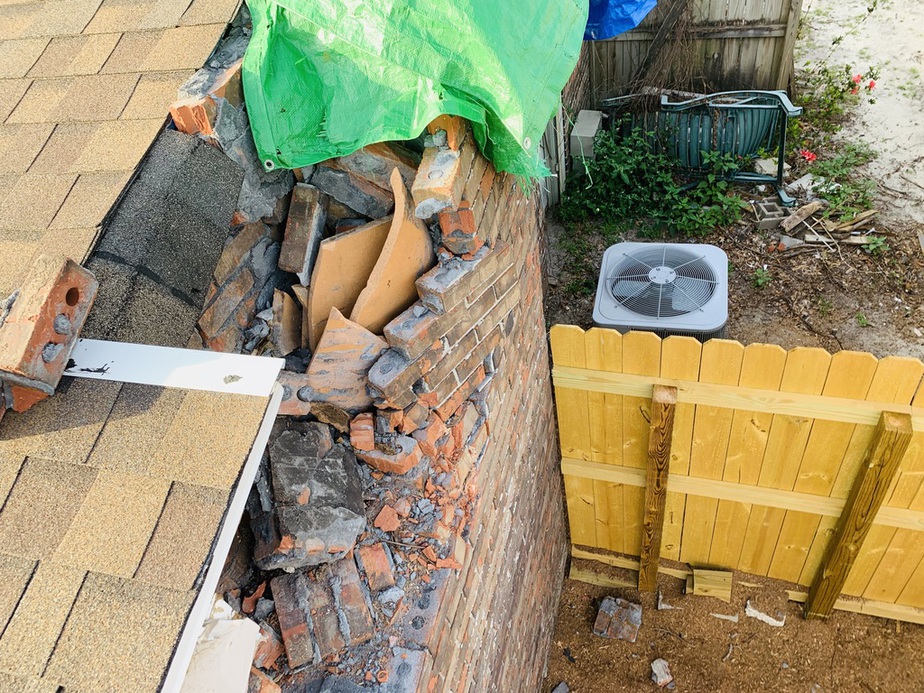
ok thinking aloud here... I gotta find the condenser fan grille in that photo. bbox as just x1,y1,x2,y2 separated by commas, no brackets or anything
608,246,717,318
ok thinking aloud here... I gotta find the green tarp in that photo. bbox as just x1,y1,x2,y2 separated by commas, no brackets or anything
242,0,588,178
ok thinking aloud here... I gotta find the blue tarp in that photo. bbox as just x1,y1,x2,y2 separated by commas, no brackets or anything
585,0,658,40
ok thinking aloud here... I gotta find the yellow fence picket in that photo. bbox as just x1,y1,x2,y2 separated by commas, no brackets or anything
710,343,786,568
621,331,661,555
550,325,596,547
680,339,743,565
585,328,624,551
659,336,703,561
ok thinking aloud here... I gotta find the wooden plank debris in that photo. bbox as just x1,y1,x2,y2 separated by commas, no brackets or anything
690,568,733,603
780,201,824,232
638,385,677,591
805,411,914,619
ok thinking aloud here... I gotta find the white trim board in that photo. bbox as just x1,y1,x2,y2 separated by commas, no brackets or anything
161,383,284,693
65,339,284,397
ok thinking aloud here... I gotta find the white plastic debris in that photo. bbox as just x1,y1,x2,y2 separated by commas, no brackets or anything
657,589,677,610
180,597,261,693
711,612,739,623
744,599,786,627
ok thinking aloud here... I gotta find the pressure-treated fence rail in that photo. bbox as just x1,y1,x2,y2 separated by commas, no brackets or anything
551,326,924,621
588,0,803,100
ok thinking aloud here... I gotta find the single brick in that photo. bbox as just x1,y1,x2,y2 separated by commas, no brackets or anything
327,554,374,645
350,412,375,452
383,306,449,360
270,573,315,669
303,572,346,658
0,255,98,410
279,183,328,285
356,435,423,475
400,401,431,434
411,135,476,219
357,543,395,592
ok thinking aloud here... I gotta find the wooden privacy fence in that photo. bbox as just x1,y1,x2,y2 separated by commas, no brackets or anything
588,0,803,100
551,325,924,621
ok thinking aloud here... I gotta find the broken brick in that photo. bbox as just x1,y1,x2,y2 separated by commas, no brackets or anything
302,572,346,658
400,401,431,434
427,114,467,151
170,58,243,138
349,412,375,452
279,183,328,284
276,370,312,417
411,415,448,459
0,254,98,411
415,242,511,315
357,542,395,592
438,203,483,256
253,624,285,671
298,307,388,415
249,667,282,693
593,596,642,642
270,289,302,357
270,573,315,669
350,168,437,335
374,505,401,532
242,581,266,615
435,365,486,421
328,554,374,645
357,435,423,475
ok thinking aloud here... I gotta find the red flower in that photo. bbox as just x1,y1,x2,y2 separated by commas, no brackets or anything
799,149,817,162
850,87,859,95
852,73,863,84
868,79,876,89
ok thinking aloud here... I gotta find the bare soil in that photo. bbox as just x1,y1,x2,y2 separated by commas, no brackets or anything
541,0,924,690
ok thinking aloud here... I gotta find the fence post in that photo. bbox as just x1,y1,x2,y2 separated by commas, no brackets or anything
804,411,913,619
776,0,804,90
638,385,677,591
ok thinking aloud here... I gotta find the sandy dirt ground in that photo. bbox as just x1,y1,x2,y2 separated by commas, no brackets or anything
542,1,924,691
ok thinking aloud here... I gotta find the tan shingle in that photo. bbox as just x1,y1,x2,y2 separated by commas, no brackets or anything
0,172,76,231
5,77,72,124
0,451,24,507
0,4,42,42
0,553,36,633
53,469,171,577
148,390,269,488
141,24,227,72
135,482,230,590
36,226,100,264
49,169,132,229
0,458,97,561
120,69,192,120
19,0,104,39
55,72,140,121
100,30,162,74
28,122,98,174
138,0,195,31
86,384,184,475
27,33,120,78
44,572,193,693
0,38,49,79
82,0,157,35
181,0,242,26
0,673,60,693
0,379,122,463
0,78,31,121
0,123,54,174
0,561,86,676
72,117,162,172
0,236,39,296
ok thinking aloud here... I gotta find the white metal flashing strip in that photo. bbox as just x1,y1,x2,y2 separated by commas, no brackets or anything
64,338,284,397
161,382,284,693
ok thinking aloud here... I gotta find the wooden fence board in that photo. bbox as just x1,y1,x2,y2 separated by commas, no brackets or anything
551,326,597,547
710,343,786,568
658,336,703,561
585,329,615,551
681,340,744,565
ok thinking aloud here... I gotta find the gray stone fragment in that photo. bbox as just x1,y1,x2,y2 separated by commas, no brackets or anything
319,677,365,693
651,658,673,687
311,165,394,219
255,429,364,570
551,683,570,693
253,597,275,622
